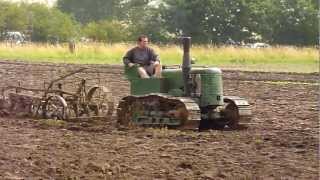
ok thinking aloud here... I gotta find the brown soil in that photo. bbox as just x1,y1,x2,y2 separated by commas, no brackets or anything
0,60,318,179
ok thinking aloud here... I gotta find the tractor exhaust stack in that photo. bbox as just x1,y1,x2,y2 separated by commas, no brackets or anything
182,37,192,96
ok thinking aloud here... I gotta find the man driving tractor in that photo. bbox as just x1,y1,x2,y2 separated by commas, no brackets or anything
123,35,162,78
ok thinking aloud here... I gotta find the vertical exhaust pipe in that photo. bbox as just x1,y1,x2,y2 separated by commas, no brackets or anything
182,37,191,96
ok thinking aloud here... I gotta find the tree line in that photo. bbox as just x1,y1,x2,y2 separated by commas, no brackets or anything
0,0,317,45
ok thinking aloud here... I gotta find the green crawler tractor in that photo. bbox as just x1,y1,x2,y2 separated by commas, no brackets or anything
117,37,251,130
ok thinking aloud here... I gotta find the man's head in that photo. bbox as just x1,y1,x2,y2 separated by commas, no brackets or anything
137,35,149,49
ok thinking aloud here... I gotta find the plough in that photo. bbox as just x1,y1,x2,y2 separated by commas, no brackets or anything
0,68,114,121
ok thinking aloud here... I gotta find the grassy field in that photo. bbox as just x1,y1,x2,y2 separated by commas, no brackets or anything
0,42,318,73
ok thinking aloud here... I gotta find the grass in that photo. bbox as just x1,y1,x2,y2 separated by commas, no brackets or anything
38,119,67,128
0,42,318,73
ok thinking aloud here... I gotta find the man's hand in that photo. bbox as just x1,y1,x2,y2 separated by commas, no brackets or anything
150,61,160,65
128,63,135,68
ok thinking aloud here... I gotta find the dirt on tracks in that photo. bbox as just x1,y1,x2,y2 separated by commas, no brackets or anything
0,60,318,179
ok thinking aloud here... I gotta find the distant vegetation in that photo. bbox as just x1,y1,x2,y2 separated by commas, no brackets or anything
0,0,317,45
0,43,317,73
0,0,317,73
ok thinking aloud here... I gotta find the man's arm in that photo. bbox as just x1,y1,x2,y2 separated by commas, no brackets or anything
123,49,134,66
149,48,160,64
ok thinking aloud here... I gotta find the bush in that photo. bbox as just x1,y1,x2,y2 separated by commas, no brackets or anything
27,4,79,42
0,2,79,42
0,2,28,33
83,20,128,43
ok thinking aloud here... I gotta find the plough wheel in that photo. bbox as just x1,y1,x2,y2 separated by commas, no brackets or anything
43,95,68,120
86,86,114,117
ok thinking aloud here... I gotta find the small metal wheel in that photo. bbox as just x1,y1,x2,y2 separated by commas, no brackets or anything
86,86,114,117
43,95,68,120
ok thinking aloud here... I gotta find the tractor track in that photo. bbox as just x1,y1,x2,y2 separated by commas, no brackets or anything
0,60,318,179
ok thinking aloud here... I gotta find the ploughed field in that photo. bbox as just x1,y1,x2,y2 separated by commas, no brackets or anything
0,60,318,179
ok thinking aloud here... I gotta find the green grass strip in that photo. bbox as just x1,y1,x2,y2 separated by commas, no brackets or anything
0,43,317,73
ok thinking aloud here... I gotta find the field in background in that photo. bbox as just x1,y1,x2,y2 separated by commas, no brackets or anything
0,42,317,73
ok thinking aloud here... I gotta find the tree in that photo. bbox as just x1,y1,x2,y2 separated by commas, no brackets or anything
83,20,128,42
160,0,255,44
245,0,318,45
0,2,28,33
0,0,316,45
159,0,317,45
27,4,79,42
57,0,121,24
119,0,171,42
